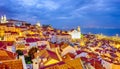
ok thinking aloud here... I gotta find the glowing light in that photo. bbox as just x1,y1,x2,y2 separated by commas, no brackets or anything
80,42,85,46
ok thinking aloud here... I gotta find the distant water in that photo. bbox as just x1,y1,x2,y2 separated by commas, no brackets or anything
81,28,120,36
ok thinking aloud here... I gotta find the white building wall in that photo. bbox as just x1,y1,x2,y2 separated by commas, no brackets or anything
29,42,37,48
32,58,39,69
101,60,112,69
19,56,27,69
37,41,51,50
61,46,76,56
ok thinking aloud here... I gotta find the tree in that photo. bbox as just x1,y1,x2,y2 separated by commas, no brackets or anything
16,50,23,59
25,55,32,64
28,47,38,59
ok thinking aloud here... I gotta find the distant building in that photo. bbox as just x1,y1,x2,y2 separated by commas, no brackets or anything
56,34,71,43
7,19,28,26
49,33,71,43
68,26,81,39
36,21,41,27
0,15,8,23
50,34,57,43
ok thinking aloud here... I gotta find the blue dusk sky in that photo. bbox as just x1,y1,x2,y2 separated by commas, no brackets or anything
0,0,120,29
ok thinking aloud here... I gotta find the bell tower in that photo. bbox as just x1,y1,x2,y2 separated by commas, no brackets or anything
77,26,81,32
0,15,7,23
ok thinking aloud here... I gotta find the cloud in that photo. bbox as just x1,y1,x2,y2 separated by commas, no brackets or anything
11,0,61,11
13,0,38,7
53,0,111,20
72,0,109,14
0,0,120,29
56,16,73,19
36,0,60,10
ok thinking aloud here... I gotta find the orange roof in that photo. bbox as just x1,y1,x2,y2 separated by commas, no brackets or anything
36,50,59,61
0,59,23,69
64,53,75,58
0,49,16,61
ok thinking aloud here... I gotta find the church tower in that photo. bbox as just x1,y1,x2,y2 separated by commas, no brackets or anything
77,26,81,32
0,16,3,23
0,15,7,23
3,15,7,22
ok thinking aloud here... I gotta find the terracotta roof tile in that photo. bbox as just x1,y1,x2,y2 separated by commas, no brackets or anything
0,49,16,61
47,50,59,60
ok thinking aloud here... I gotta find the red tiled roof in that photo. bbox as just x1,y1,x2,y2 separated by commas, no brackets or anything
47,50,59,60
25,44,30,46
11,32,19,35
64,53,75,58
81,57,88,62
26,34,40,37
5,31,11,33
76,50,86,54
49,43,59,48
0,42,6,49
23,50,27,54
61,34,70,36
0,49,16,61
32,34,39,36
88,52,98,58
25,38,39,43
6,41,14,46
0,41,14,49
89,59,105,69
38,45,46,50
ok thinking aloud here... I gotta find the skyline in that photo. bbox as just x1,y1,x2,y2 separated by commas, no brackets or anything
0,0,120,29
0,1,120,68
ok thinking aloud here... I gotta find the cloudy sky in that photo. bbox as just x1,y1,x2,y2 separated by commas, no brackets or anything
0,0,120,29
